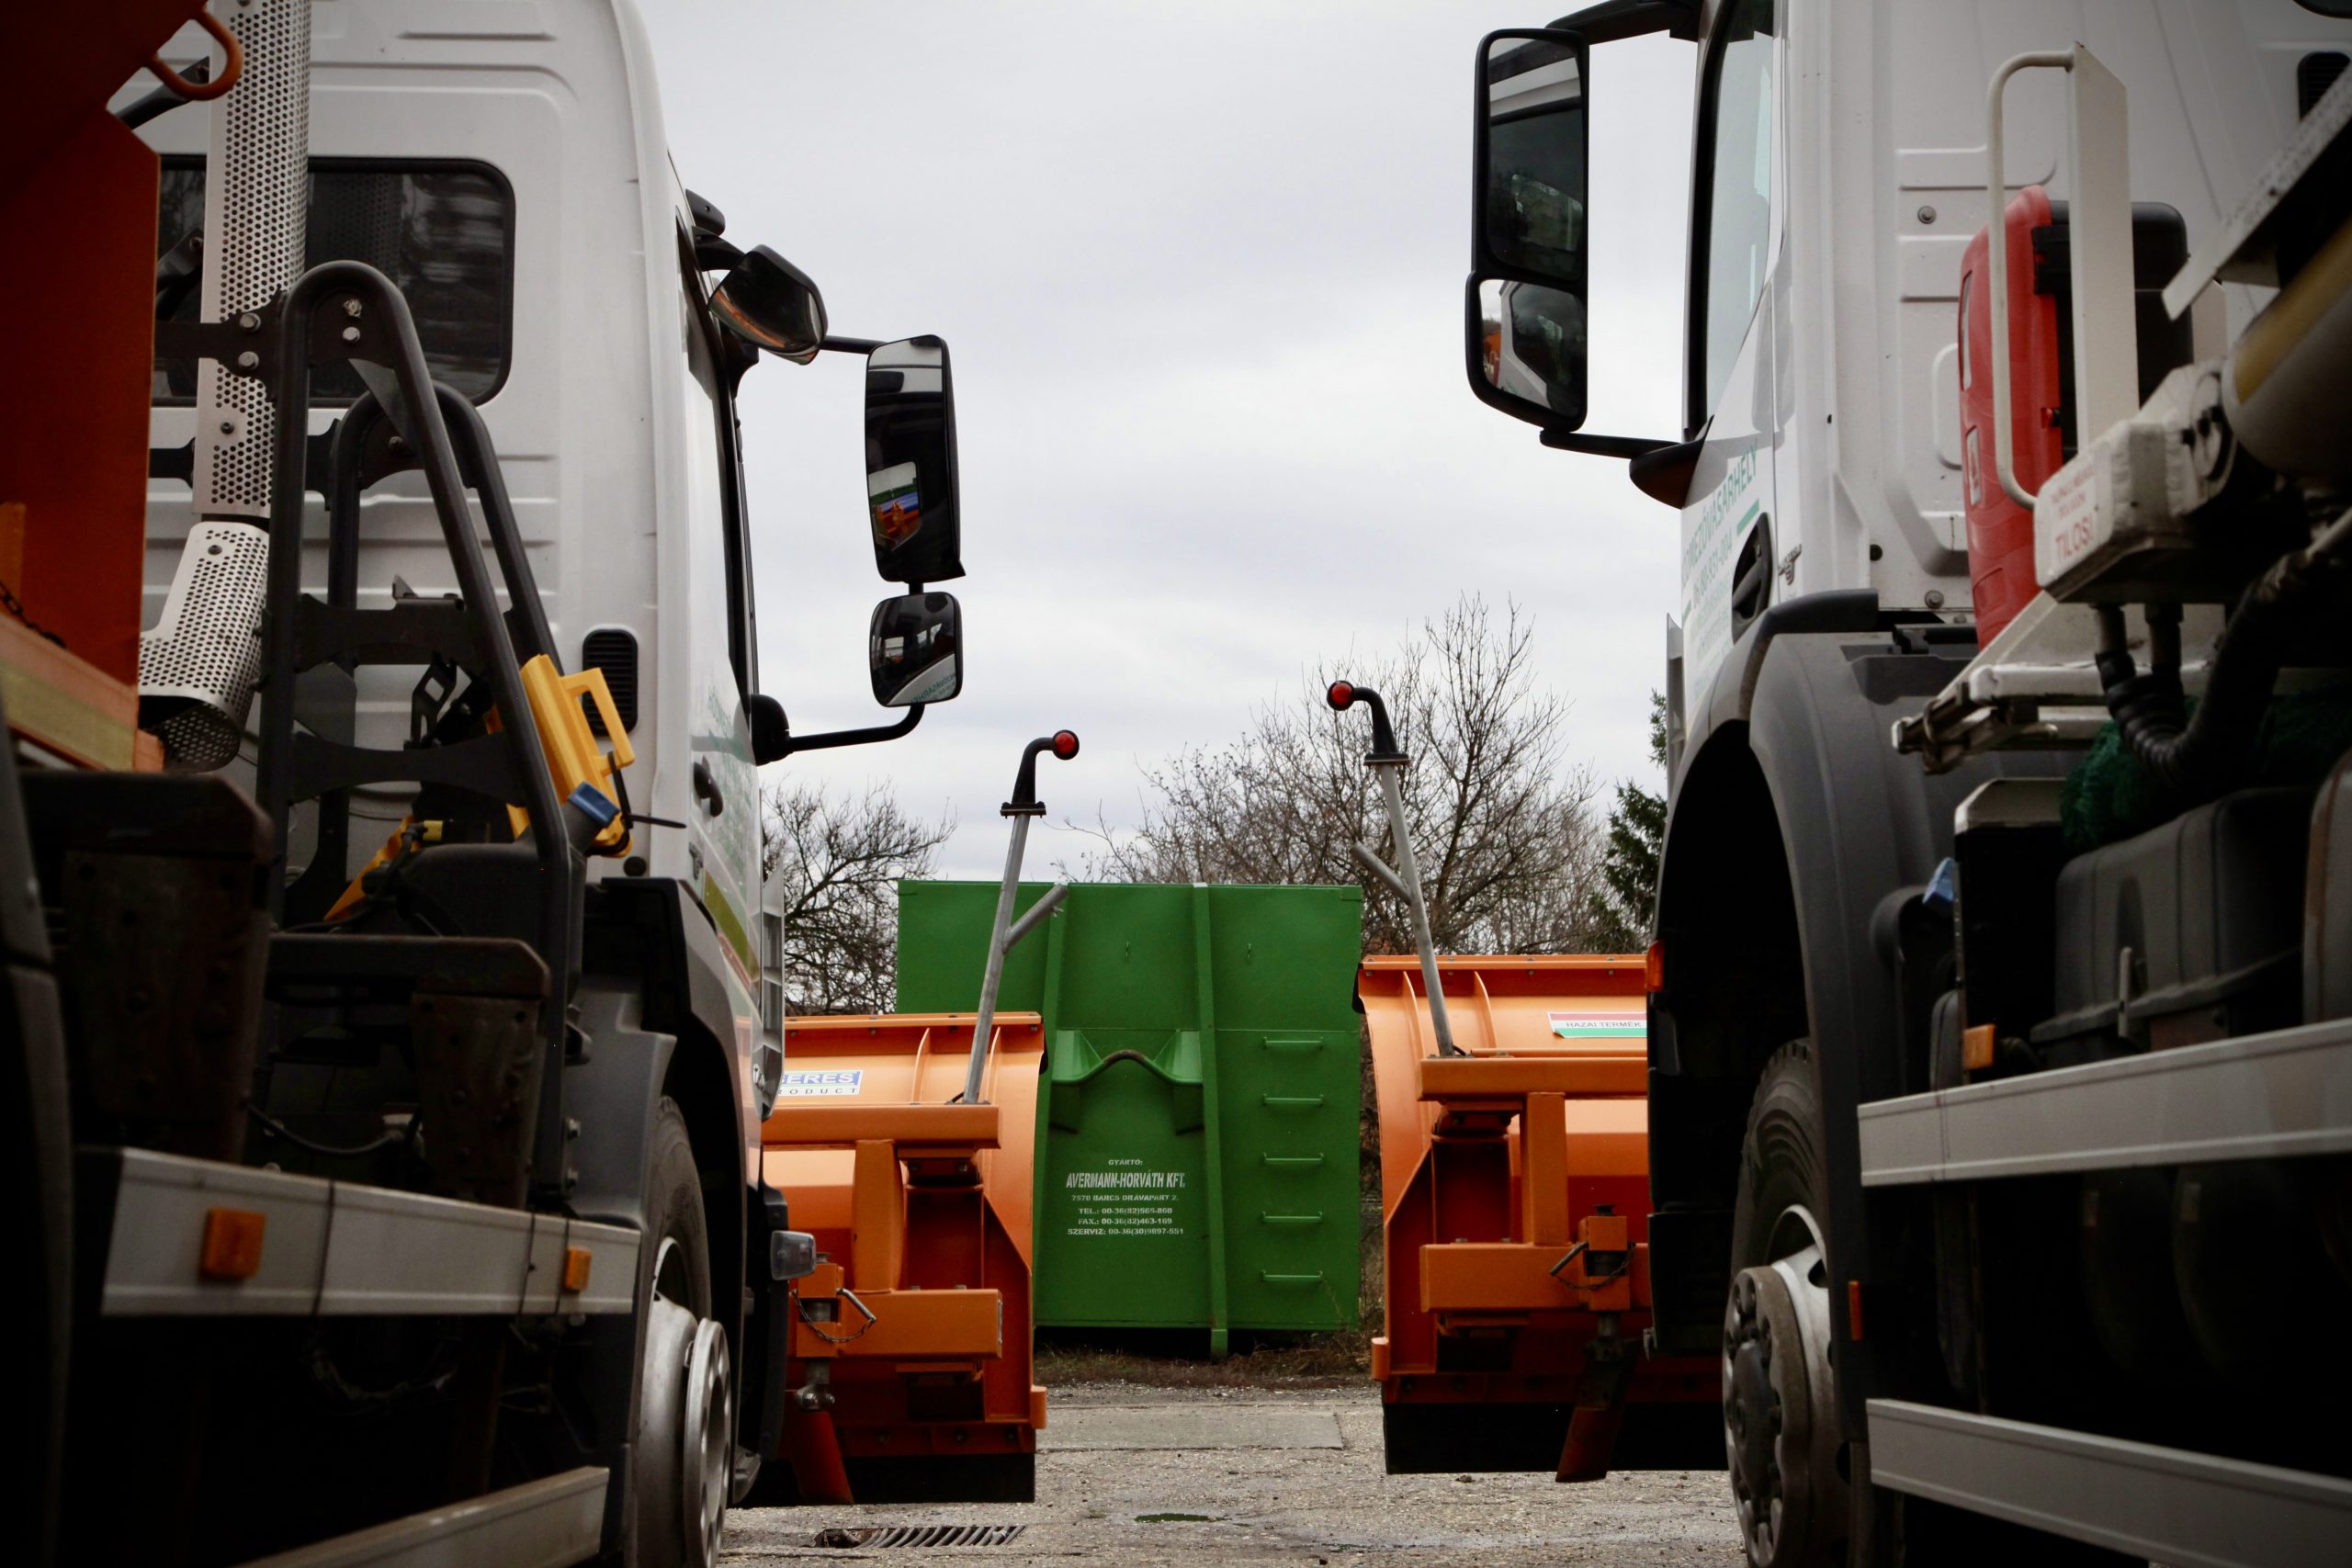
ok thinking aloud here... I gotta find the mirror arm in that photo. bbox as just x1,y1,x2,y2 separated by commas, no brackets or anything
1626,434,1704,507
771,704,924,759
1538,428,1676,459
694,233,745,272
1544,0,1698,43
820,334,884,355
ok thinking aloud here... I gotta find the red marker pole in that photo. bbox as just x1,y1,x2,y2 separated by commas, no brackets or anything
1328,682,1457,1055
964,732,1081,1104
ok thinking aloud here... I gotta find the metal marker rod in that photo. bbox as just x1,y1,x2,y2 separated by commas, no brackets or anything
1005,879,1069,952
1350,840,1412,904
1375,761,1458,1055
964,814,1032,1105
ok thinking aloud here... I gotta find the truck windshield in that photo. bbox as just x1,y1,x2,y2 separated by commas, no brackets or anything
154,158,514,404
1695,0,1777,422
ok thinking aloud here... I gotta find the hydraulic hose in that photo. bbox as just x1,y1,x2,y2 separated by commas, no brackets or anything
2094,506,2352,799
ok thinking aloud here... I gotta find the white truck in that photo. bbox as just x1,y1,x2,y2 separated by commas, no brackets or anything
1467,3,2352,1564
13,2,972,1563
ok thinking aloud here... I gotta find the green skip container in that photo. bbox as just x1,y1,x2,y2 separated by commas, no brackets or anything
896,881,1364,1350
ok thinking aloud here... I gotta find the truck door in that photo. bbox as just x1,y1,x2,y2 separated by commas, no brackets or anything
674,237,763,977
1678,0,1782,711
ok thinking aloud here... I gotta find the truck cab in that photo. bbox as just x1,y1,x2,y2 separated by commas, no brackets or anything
100,2,970,1560
1464,2,2352,1563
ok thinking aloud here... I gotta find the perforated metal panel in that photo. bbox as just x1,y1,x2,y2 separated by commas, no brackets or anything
191,0,310,522
139,522,270,771
149,0,309,771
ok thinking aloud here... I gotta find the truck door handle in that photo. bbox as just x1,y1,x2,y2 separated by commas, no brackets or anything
692,758,724,817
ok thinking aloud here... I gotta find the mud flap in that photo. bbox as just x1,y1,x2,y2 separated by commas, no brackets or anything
780,1404,854,1506
1556,1334,1635,1482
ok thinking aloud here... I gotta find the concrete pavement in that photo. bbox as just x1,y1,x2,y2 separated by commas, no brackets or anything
722,1384,1740,1565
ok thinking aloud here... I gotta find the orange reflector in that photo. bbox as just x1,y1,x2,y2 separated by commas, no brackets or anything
562,1247,592,1293
1645,941,1665,993
199,1208,266,1280
1962,1023,1996,1072
1847,1280,1865,1341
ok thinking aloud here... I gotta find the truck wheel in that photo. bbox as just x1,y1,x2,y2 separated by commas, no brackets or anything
1724,1042,1851,1568
633,1100,732,1568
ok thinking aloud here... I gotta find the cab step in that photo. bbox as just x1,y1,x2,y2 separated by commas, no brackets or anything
232,1466,609,1568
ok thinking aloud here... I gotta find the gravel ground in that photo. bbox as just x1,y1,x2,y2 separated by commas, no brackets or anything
722,1384,1742,1566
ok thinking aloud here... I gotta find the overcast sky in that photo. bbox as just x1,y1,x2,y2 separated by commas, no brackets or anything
637,2,1697,878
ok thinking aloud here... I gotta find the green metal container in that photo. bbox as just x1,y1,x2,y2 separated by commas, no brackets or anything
896,881,1364,1348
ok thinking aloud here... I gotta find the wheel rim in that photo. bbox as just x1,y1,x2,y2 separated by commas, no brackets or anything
1724,1221,1844,1567
636,1237,730,1568
682,1316,731,1566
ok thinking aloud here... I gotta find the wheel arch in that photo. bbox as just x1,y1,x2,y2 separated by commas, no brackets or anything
1654,624,2043,1420
1649,719,1810,1213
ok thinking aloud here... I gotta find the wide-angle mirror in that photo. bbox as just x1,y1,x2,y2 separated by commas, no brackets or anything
868,590,963,707
1467,28,1589,430
1473,278,1586,420
709,244,827,364
864,336,965,584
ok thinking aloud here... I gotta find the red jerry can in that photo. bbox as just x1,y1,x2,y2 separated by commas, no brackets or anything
1958,184,2065,647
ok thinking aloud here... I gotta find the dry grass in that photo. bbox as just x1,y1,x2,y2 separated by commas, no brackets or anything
1035,1035,1389,1393
1035,1327,1371,1389
1035,1196,1384,1391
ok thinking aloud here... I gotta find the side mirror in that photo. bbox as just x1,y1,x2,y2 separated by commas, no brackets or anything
711,245,827,365
1466,28,1589,432
869,591,963,708
864,336,965,584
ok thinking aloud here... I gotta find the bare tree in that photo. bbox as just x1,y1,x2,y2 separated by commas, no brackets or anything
1078,596,1619,955
761,781,954,1014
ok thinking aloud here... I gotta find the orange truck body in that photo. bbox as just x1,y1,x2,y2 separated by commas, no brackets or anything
759,1011,1046,1502
1363,955,1717,1476
0,4,195,771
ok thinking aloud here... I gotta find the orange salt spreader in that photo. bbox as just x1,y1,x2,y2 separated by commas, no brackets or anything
1326,682,1719,1481
759,730,1080,1505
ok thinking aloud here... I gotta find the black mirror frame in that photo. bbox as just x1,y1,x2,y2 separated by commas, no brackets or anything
864,335,966,585
1466,27,1593,434
1464,28,1675,464
868,590,965,709
1465,275,1597,434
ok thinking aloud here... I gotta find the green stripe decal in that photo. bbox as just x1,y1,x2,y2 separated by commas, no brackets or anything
1548,1010,1646,1040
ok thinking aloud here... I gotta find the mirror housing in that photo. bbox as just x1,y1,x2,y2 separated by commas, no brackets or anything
711,245,827,365
864,336,965,584
749,693,791,765
869,591,964,708
1466,28,1590,433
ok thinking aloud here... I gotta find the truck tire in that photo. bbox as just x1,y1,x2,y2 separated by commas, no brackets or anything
633,1099,732,1568
1724,1042,1852,1568
1725,1045,2138,1568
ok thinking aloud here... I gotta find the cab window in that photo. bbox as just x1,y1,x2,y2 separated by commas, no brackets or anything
154,158,514,403
1690,0,1778,431
676,231,758,701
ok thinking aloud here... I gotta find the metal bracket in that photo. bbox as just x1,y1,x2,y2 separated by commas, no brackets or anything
1984,44,2137,510
412,990,547,1207
155,312,279,385
797,1286,877,1346
1002,880,1069,951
